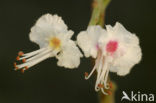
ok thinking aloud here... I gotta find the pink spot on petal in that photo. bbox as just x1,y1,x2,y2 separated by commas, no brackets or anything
106,40,118,53
96,44,99,50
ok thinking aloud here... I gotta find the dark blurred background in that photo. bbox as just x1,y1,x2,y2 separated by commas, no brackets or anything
0,0,156,103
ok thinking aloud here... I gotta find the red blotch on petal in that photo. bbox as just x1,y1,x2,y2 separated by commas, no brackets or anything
106,40,118,53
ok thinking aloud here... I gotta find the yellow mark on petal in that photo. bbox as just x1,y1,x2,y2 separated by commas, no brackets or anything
49,37,61,49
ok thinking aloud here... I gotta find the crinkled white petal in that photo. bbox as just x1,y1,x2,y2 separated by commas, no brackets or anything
105,22,142,76
56,40,83,69
77,25,106,58
109,44,142,76
29,13,73,48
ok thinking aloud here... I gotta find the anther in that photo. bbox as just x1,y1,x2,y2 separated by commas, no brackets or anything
14,62,17,67
18,51,24,56
107,90,112,95
25,66,28,70
21,69,25,73
16,56,20,61
15,66,18,70
84,72,88,77
98,84,104,88
109,82,112,88
22,59,26,63
14,62,18,70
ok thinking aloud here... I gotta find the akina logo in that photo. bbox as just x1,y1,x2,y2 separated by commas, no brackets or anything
121,91,155,102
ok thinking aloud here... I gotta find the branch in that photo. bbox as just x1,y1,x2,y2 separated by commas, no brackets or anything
89,0,111,26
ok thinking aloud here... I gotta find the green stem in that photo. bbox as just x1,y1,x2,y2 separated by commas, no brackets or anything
89,0,111,26
88,0,116,103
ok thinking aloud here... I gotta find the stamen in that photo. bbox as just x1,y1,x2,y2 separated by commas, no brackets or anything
95,55,103,91
14,62,19,70
95,50,103,81
95,56,111,93
85,50,102,80
25,66,28,70
15,67,18,70
26,48,51,62
97,57,108,85
107,90,112,95
16,48,53,70
103,68,110,89
101,88,108,95
16,56,20,61
98,84,104,88
14,62,17,67
27,51,52,68
19,47,47,60
85,64,97,79
18,51,24,56
84,72,88,77
22,59,26,63
21,69,25,73
109,82,112,89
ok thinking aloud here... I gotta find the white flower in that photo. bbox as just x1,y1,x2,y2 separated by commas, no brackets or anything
14,14,82,72
77,22,142,95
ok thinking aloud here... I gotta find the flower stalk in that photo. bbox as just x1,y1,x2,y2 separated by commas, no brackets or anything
89,0,111,26
88,0,115,103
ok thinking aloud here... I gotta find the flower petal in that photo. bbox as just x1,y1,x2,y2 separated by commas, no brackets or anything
77,25,106,58
108,22,142,76
56,40,83,69
29,13,73,47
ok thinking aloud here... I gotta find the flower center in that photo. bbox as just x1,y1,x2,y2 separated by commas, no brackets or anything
106,40,118,53
49,37,61,49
